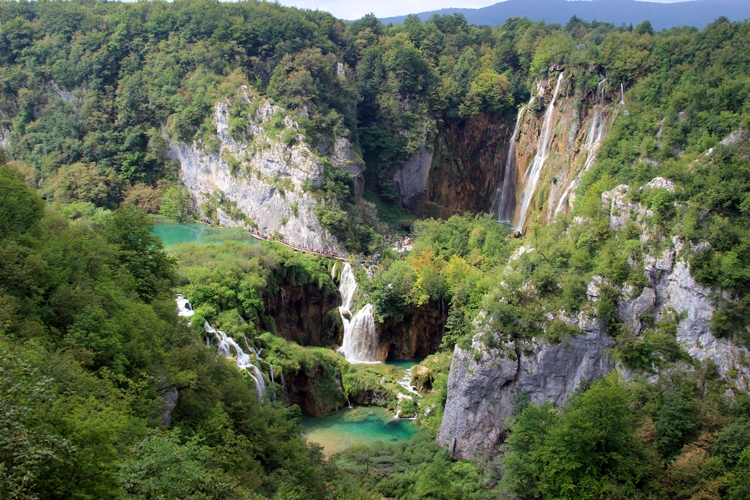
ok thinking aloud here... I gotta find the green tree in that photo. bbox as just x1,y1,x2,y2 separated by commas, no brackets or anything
160,184,193,222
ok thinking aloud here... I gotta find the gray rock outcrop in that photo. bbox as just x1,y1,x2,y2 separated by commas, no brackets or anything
393,127,433,209
439,178,750,460
169,95,347,252
438,314,613,460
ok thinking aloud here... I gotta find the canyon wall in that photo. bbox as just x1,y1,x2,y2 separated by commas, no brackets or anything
169,94,348,252
392,74,616,230
438,178,750,460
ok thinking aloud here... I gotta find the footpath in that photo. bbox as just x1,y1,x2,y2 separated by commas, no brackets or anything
247,230,349,262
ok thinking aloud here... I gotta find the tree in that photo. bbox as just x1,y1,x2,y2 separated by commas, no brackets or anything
100,204,175,300
0,165,44,237
160,184,193,222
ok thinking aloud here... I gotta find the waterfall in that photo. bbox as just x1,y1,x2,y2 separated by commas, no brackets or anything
554,77,608,217
394,369,421,420
204,321,266,400
513,72,564,232
280,368,289,405
338,263,380,363
176,294,195,320
620,82,625,105
495,100,530,224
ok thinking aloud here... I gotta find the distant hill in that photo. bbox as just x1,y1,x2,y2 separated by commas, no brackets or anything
380,0,750,30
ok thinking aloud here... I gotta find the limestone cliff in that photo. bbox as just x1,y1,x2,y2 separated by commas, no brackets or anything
603,181,750,389
375,304,447,360
438,178,750,460
438,312,613,460
264,283,342,348
169,94,348,252
391,73,616,227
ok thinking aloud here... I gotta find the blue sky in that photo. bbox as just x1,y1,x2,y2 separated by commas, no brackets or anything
273,0,695,21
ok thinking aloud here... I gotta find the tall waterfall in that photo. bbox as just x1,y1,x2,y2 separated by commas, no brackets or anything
495,101,530,224
204,321,266,400
513,72,564,232
554,77,608,217
337,263,380,363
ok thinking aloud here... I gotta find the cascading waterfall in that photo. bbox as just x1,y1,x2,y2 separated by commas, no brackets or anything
620,82,625,105
337,263,380,363
204,321,266,400
554,77,608,217
394,368,421,419
494,99,531,224
513,72,565,232
176,294,195,320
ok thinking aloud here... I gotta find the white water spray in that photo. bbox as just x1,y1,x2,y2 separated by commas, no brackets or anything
495,99,531,223
620,82,625,105
176,294,195,320
204,321,266,400
337,263,380,363
394,368,421,420
554,76,608,217
513,72,564,231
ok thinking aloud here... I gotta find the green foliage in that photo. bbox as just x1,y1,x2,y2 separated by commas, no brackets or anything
119,433,239,499
0,172,349,498
160,184,193,222
503,375,653,499
334,433,498,499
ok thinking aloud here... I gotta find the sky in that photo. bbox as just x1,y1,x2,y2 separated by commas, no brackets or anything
273,0,697,21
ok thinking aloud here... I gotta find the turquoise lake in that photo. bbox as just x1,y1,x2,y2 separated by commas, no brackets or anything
154,222,421,455
152,223,258,247
300,406,418,456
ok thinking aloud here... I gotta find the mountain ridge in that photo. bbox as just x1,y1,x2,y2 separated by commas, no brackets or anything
380,0,750,30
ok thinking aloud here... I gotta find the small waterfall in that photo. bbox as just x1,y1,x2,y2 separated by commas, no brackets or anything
394,368,421,420
554,76,608,217
495,100,531,223
176,295,195,324
204,321,266,400
513,72,565,232
338,263,380,363
280,368,289,405
620,82,625,105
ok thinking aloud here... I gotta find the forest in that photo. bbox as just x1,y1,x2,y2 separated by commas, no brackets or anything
2,0,750,499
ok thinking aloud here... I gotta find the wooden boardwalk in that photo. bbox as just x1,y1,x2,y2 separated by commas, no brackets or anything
247,231,349,262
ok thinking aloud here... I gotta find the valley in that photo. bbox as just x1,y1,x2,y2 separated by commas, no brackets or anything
2,1,750,499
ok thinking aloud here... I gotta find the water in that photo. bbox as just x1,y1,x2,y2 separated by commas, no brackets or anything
300,407,418,456
514,72,565,232
204,321,266,400
337,264,380,363
554,77,608,217
176,294,195,318
384,358,423,371
495,98,532,224
152,223,257,247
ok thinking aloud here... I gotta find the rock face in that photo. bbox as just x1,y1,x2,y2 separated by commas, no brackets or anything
169,96,346,252
264,284,342,347
604,182,750,389
375,304,447,360
393,132,433,211
438,316,613,460
439,179,750,460
284,366,347,417
390,77,615,225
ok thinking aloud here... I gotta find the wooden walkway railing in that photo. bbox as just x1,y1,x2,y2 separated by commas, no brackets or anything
248,231,349,262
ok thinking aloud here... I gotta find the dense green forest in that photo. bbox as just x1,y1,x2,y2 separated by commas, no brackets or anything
2,0,750,499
